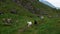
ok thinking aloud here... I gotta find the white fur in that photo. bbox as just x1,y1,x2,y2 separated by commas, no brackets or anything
27,21,32,27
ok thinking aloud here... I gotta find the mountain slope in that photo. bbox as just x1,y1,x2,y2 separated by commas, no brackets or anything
39,0,55,8
12,0,57,15
0,0,40,34
0,0,60,34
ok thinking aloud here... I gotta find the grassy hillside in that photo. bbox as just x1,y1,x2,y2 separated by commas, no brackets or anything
0,0,40,34
0,0,60,34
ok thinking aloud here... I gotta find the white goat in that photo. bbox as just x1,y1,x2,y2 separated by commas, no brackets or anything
27,21,32,27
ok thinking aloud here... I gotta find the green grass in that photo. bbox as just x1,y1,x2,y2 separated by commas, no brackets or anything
0,0,60,34
0,0,40,34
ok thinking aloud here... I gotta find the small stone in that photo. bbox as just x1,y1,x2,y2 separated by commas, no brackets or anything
3,18,12,25
40,16,44,19
54,14,60,17
7,18,12,23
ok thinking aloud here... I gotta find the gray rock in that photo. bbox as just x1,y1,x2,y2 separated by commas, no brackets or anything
3,18,12,25
10,10,17,14
57,14,60,17
40,16,44,19
53,14,60,18
40,11,48,15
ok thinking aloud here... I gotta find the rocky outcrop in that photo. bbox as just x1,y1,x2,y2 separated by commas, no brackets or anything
12,0,40,14
12,0,56,17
